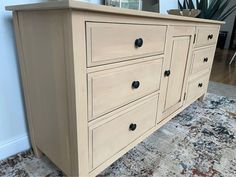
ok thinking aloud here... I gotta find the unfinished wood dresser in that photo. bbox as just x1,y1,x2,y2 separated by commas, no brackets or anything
7,1,224,176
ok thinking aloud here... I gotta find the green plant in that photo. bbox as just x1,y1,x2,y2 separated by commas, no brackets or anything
178,0,236,20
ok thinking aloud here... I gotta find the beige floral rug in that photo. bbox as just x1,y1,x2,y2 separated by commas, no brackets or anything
0,93,236,177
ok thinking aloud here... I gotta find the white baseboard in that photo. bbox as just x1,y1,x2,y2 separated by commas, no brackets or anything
0,135,31,160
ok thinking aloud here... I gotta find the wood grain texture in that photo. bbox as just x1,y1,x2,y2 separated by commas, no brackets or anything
195,26,219,48
186,72,209,104
86,22,166,66
88,59,163,120
164,36,191,110
12,11,43,159
191,46,215,74
91,95,158,169
71,11,90,176
6,1,224,25
10,4,222,177
158,26,195,121
14,10,74,175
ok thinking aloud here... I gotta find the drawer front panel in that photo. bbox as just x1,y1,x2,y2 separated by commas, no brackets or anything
191,46,215,74
91,95,158,169
186,73,209,104
195,27,219,47
86,22,167,66
88,59,163,120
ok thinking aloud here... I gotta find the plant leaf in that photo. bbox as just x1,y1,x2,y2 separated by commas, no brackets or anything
208,0,219,12
183,0,187,9
207,0,222,19
178,0,184,10
185,0,190,9
211,0,230,19
196,0,201,9
219,4,236,21
199,0,209,18
189,0,195,9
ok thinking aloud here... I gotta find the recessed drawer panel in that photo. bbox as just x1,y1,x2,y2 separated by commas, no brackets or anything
86,22,167,66
88,59,162,120
195,26,219,47
186,73,209,104
90,95,158,169
191,46,215,74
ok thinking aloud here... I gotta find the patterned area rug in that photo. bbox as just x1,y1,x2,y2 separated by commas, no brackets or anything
0,93,236,177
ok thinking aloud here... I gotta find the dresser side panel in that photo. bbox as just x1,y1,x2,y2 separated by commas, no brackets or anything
16,10,74,175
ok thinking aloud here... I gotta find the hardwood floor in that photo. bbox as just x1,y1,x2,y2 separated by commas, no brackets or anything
210,48,236,86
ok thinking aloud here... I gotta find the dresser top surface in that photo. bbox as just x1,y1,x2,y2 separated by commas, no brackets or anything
6,0,224,25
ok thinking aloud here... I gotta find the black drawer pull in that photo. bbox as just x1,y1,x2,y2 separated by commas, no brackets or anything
132,81,140,89
198,83,203,87
129,123,137,131
208,34,213,40
135,38,143,48
203,57,208,62
164,70,171,77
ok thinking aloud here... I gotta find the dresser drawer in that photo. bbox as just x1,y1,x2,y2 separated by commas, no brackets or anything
86,22,167,66
195,26,219,47
88,59,163,120
191,46,215,74
186,73,209,104
90,95,158,169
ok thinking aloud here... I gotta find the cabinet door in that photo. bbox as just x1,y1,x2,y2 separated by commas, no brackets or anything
158,26,195,121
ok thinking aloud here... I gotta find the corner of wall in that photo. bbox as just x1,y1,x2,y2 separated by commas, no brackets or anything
0,135,31,160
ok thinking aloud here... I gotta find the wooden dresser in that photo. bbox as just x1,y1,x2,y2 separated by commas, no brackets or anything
7,1,223,176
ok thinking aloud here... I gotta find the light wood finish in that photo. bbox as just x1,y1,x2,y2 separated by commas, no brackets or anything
158,26,195,121
13,10,75,175
189,67,211,82
12,11,43,159
71,11,90,176
87,55,164,73
8,1,222,176
6,0,224,25
86,22,166,66
186,72,209,104
89,91,196,177
88,59,162,120
164,37,191,111
90,95,158,169
195,26,219,47
191,46,215,74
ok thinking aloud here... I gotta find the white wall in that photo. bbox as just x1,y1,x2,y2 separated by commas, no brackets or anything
80,0,103,4
160,0,178,14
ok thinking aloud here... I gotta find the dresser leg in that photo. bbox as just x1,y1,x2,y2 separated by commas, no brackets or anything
33,146,44,158
198,94,205,102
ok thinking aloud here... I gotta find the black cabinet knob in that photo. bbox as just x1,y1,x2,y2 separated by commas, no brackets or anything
129,123,137,131
164,70,171,77
208,34,213,40
198,83,203,87
132,81,140,89
135,38,143,48
203,57,208,62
